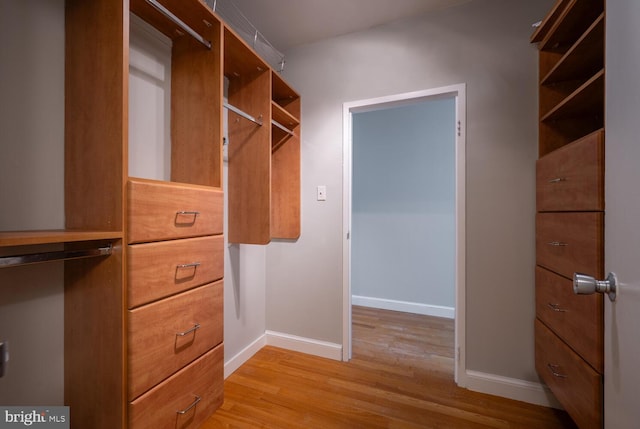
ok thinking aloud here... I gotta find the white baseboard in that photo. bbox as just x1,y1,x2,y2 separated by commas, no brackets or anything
266,330,343,361
460,370,562,409
224,334,266,379
352,295,455,319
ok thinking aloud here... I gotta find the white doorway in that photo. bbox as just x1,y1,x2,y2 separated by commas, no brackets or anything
342,84,466,383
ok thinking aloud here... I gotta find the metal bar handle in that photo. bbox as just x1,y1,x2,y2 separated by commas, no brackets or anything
145,0,212,49
547,363,567,378
547,241,568,247
176,395,201,415
271,119,295,136
176,211,200,216
548,177,566,183
177,262,201,269
224,102,263,126
0,245,113,268
176,323,201,337
547,303,567,313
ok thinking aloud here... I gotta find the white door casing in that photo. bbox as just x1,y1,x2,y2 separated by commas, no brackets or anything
604,2,640,427
342,84,466,383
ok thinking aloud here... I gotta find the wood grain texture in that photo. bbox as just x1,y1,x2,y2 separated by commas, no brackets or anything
537,129,604,212
271,129,300,239
535,320,602,429
226,69,272,244
171,20,223,188
65,0,126,233
536,212,604,279
128,281,223,400
129,344,224,429
536,266,603,373
64,240,125,429
202,307,576,428
128,235,224,308
127,178,223,244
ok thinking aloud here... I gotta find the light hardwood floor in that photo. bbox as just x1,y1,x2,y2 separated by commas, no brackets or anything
202,306,576,428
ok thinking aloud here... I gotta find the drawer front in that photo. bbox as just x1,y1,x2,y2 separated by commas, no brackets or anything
536,266,603,373
537,130,604,212
535,319,602,429
536,212,603,279
129,344,223,429
128,235,224,308
127,178,223,244
128,281,223,400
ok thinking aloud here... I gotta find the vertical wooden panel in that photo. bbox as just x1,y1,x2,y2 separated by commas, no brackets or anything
271,131,300,239
171,21,223,188
64,1,126,428
227,71,272,244
64,241,125,429
65,0,127,232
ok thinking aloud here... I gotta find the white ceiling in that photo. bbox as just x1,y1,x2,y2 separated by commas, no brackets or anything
230,0,473,52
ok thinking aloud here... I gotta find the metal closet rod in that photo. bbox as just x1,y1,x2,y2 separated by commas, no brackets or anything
145,0,212,50
224,102,263,126
271,119,295,136
0,245,113,269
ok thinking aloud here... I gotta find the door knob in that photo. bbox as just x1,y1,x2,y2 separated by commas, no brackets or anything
573,272,617,302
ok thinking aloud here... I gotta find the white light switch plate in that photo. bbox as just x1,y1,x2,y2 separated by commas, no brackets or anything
317,185,327,201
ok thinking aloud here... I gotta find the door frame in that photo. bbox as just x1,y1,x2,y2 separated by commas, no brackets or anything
342,84,466,383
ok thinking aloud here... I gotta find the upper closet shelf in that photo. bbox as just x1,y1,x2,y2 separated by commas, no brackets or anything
541,69,604,122
130,0,219,44
541,13,604,85
530,0,570,43
539,0,604,52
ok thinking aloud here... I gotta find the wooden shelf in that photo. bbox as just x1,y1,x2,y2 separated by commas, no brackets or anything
223,26,269,80
272,101,300,129
541,69,604,123
130,0,218,43
540,0,604,53
0,230,122,248
541,14,604,85
531,0,570,43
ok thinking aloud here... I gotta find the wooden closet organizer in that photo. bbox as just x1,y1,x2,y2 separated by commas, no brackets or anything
0,0,301,428
531,1,604,428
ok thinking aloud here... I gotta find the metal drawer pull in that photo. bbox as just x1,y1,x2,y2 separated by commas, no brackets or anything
547,363,567,378
177,262,201,269
176,211,200,216
547,241,568,247
176,323,201,337
177,395,201,415
548,177,566,183
547,303,567,312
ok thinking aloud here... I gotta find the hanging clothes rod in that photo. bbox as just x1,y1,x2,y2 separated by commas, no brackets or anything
224,102,263,126
145,0,212,50
271,119,295,136
0,245,113,269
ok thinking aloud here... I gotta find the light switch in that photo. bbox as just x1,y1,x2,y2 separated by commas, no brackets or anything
317,185,327,201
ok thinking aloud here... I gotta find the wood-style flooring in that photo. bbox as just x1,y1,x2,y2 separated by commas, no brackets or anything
202,306,576,428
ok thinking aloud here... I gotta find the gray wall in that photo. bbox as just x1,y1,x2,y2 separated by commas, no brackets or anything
0,0,65,404
270,0,553,381
352,99,456,308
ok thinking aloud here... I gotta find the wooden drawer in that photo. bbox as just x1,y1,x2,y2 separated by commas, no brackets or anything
536,212,603,279
129,344,224,429
535,319,602,429
128,235,224,308
537,129,604,212
127,178,223,244
536,266,603,373
128,281,223,400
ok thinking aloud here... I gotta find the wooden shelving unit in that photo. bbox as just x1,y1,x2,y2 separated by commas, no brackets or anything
224,26,302,243
532,1,605,428
1,0,301,427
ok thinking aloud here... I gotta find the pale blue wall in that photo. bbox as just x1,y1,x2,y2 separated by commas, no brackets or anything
352,97,456,308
